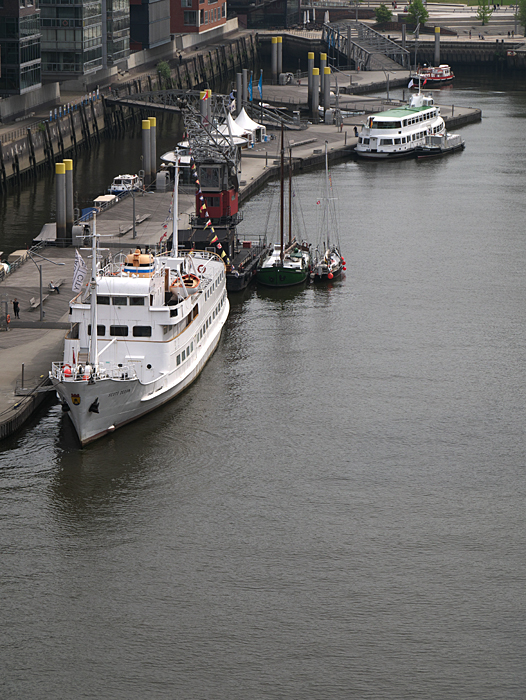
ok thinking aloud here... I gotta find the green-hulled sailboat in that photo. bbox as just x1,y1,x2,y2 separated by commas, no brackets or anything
256,124,310,288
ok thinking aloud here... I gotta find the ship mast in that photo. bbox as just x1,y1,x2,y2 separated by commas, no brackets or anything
325,141,330,250
288,145,293,246
171,150,180,257
280,121,284,264
89,214,98,368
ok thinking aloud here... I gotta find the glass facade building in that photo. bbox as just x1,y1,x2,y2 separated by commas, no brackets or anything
105,0,129,66
0,3,42,96
40,0,103,79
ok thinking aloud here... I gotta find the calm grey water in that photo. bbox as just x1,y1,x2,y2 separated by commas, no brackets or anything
1,72,526,699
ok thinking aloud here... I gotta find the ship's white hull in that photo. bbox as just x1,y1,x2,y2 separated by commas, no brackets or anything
52,302,228,445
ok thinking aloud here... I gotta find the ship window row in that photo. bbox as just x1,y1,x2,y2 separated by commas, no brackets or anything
88,324,152,337
176,341,194,366
402,110,436,126
97,295,145,305
204,272,223,300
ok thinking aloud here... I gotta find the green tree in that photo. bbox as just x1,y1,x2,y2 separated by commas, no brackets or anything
407,0,429,27
157,60,172,88
517,0,526,35
375,4,393,23
476,0,493,25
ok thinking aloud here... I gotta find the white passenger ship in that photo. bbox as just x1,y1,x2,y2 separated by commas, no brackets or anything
51,164,229,446
51,238,228,445
355,93,445,160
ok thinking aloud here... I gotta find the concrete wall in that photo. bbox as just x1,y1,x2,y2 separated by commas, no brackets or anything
0,84,61,122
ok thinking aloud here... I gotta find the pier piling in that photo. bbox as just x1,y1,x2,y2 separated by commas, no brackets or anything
55,162,67,242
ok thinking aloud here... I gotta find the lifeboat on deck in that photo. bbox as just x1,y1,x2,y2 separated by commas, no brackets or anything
169,274,201,296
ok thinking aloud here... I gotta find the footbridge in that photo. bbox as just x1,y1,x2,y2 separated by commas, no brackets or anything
322,22,410,71
104,89,304,131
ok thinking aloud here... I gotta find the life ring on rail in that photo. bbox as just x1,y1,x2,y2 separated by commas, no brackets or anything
63,364,72,377
6,314,10,324
197,264,206,274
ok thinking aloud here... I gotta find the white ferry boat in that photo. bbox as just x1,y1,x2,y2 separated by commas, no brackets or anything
355,93,445,160
109,174,143,195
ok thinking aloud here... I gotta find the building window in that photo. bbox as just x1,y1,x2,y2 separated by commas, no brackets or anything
181,0,192,6
133,326,152,337
110,325,128,336
222,3,226,17
184,10,197,24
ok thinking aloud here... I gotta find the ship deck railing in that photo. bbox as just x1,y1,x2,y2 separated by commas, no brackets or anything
51,362,138,382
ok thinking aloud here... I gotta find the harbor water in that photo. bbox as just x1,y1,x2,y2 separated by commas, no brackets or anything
1,72,526,699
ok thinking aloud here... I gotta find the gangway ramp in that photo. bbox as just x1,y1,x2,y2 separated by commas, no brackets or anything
323,22,410,71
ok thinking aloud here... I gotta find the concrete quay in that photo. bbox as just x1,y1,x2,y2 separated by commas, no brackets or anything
0,86,480,441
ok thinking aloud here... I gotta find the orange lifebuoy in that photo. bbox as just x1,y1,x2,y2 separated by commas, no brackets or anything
6,314,10,324
197,264,206,274
63,364,72,377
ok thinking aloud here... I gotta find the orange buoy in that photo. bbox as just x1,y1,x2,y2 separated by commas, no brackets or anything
328,272,334,280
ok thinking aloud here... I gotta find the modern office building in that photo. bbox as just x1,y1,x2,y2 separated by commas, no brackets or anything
40,0,103,80
0,0,42,96
104,0,130,66
169,0,226,35
129,0,170,51
40,0,130,81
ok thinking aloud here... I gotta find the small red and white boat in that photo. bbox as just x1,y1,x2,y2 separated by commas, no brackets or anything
410,64,454,87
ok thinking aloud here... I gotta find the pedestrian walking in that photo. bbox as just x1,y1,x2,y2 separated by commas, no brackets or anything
12,298,20,319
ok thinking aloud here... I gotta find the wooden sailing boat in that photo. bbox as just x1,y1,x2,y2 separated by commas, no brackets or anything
256,123,311,288
311,141,345,282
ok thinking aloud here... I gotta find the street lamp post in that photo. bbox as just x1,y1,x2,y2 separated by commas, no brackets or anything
27,250,66,322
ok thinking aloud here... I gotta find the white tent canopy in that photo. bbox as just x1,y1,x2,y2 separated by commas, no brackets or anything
234,108,266,144
218,112,246,138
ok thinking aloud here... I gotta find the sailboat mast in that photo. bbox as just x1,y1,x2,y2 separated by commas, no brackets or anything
171,151,180,257
288,146,292,246
280,121,284,263
324,141,330,249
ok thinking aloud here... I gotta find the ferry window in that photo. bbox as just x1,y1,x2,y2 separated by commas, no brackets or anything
110,325,128,337
88,324,106,336
177,354,181,366
97,296,110,305
186,345,190,356
380,139,393,145
402,137,406,143
133,326,152,337
191,342,194,352
129,297,145,306
182,349,186,360
403,120,407,126
170,308,178,317
394,138,401,145
193,305,199,319
112,296,127,305
363,138,369,145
